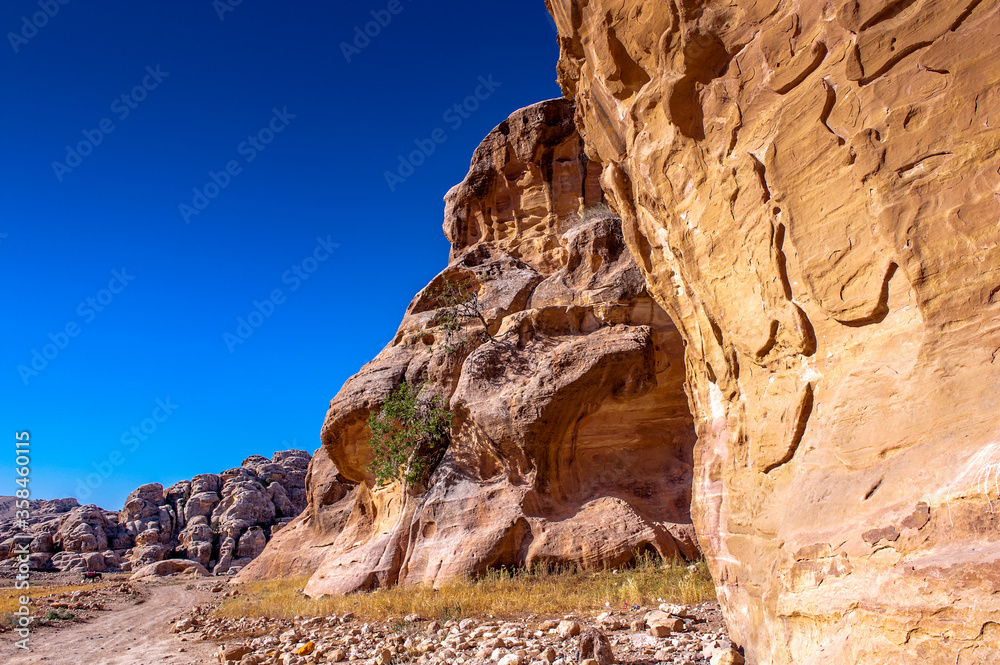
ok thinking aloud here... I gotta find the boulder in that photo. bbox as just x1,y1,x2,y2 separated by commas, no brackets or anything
237,527,266,558
130,544,168,568
711,649,745,665
185,491,221,521
53,505,118,553
101,550,120,569
267,482,295,518
28,552,53,570
134,528,163,547
120,484,163,530
190,473,221,495
577,628,614,665
129,558,210,580
217,644,252,662
50,551,86,572
82,551,106,572
30,532,54,553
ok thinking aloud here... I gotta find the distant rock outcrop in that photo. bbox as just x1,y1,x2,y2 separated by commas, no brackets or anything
239,99,700,593
0,449,310,575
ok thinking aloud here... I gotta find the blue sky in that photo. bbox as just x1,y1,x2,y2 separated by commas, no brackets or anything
0,1,562,509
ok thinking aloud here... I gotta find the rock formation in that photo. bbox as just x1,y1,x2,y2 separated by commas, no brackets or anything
545,0,1000,663
239,99,701,593
0,449,310,575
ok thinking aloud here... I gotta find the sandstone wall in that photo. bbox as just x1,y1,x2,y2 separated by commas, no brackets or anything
545,1,1000,663
240,99,701,593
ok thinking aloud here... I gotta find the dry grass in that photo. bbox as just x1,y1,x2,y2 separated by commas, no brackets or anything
0,582,110,629
0,582,108,614
579,203,617,224
218,557,716,622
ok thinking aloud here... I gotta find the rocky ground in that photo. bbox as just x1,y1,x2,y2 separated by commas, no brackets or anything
181,595,741,665
1,576,218,664
2,574,740,665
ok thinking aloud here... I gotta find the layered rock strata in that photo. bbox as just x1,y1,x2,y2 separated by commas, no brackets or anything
240,99,701,593
545,0,1000,663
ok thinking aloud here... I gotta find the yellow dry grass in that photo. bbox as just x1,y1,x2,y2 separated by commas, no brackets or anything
218,557,716,622
0,581,111,627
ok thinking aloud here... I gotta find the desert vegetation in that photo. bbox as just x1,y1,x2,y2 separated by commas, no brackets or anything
427,273,496,353
366,382,452,486
0,582,110,631
215,555,714,623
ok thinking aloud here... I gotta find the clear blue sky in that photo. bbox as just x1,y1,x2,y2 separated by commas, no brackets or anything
0,1,562,509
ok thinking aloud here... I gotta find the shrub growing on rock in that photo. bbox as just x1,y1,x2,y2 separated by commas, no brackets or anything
366,382,452,486
428,275,494,353
579,202,617,224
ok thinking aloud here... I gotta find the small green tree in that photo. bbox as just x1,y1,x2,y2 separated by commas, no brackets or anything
366,382,452,486
427,275,495,353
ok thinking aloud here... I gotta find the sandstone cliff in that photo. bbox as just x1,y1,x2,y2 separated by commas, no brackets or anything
0,449,310,575
239,99,701,593
545,0,1000,663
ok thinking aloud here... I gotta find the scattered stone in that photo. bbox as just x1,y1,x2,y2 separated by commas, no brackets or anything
558,620,582,638
182,595,731,665
645,609,684,637
658,603,691,618
577,627,614,665
217,644,251,662
711,647,745,665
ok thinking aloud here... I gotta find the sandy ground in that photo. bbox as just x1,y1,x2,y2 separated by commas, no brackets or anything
2,582,219,665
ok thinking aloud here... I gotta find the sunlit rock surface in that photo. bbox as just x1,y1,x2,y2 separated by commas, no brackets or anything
240,99,701,594
545,0,1000,662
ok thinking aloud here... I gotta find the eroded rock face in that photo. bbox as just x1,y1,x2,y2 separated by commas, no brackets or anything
119,450,310,575
546,1,1000,662
0,450,310,575
240,99,699,592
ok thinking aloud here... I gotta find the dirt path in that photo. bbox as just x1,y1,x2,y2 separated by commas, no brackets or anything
2,582,219,665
